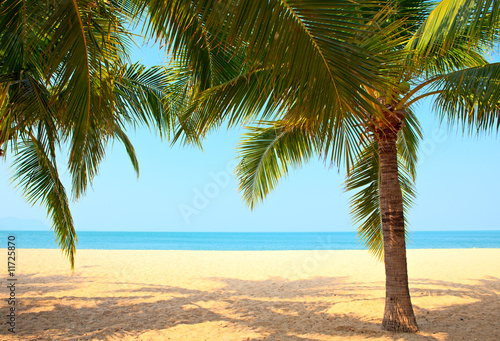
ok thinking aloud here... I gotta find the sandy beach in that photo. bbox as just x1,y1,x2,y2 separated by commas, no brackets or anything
1,248,499,340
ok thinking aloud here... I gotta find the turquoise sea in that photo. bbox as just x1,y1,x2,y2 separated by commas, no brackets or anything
0,230,499,250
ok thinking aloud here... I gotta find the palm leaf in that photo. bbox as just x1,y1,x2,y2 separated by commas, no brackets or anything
114,62,174,137
236,121,320,208
397,108,422,179
431,63,500,133
406,0,500,58
12,135,76,268
112,124,139,176
140,0,407,126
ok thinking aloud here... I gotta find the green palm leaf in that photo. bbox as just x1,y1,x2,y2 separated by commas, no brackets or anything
114,62,174,137
12,136,76,268
431,63,500,133
236,121,320,208
406,0,500,58
397,109,422,178
141,0,407,127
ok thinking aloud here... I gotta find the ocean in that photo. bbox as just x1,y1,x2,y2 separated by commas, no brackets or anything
0,230,499,250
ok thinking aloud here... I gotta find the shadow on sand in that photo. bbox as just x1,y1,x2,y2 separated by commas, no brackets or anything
2,273,499,340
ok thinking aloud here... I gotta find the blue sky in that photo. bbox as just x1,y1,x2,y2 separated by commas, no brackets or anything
0,39,499,233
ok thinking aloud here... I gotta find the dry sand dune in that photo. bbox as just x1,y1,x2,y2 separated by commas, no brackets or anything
1,249,499,340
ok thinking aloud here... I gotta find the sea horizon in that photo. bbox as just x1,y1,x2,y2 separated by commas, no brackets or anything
1,230,499,250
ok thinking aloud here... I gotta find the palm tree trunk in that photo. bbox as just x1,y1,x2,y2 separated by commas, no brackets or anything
378,134,418,332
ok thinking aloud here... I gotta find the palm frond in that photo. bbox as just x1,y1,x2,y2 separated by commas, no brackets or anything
182,68,280,136
36,0,128,199
114,62,174,137
411,41,489,78
406,0,500,58
397,108,422,179
236,121,320,208
112,124,139,176
12,135,76,268
431,62,500,133
67,119,109,200
141,0,407,124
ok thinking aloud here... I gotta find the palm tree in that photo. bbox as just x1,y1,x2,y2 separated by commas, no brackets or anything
139,0,500,332
0,0,177,267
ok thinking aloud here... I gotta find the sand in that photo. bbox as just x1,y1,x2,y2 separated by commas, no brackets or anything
1,248,499,340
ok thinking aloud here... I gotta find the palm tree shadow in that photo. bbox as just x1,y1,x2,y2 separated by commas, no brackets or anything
409,276,500,341
2,274,498,340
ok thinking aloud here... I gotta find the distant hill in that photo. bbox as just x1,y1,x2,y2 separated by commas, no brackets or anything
0,217,49,231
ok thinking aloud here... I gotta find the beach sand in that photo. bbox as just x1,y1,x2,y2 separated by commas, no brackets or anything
1,248,499,340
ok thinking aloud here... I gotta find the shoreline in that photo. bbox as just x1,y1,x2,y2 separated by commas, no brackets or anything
2,249,499,340
7,247,500,253
3,230,499,251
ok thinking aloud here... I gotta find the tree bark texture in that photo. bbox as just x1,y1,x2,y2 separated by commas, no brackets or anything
378,133,418,333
